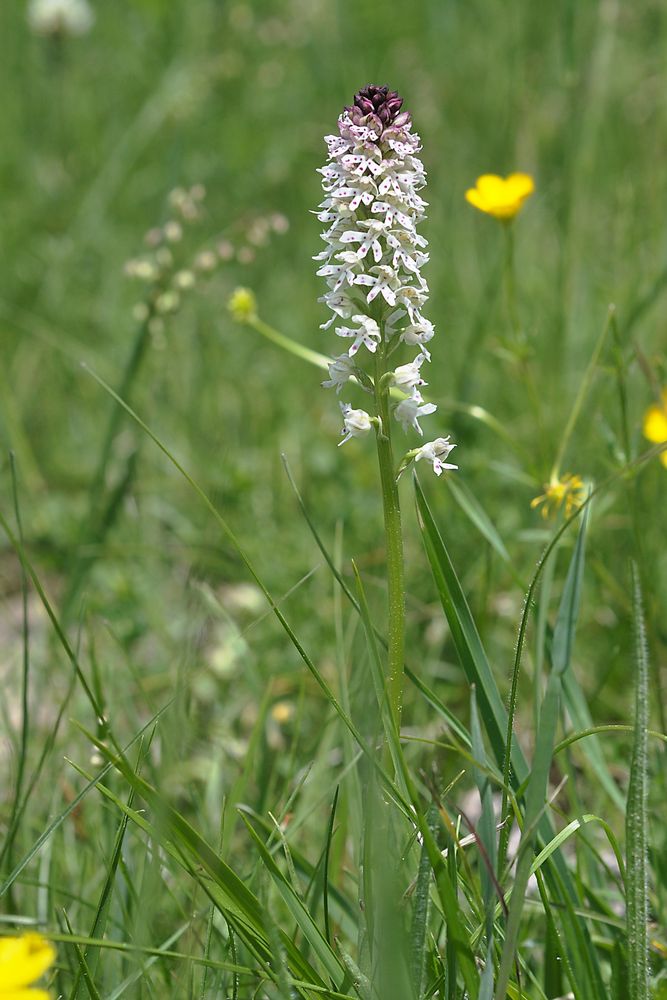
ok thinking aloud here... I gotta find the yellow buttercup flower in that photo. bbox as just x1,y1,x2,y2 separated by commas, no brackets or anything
643,388,667,468
0,933,55,999
531,473,586,520
465,173,535,221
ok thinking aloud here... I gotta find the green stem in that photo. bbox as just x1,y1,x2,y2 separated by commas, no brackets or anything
89,312,154,511
503,222,548,470
60,309,154,620
248,316,331,372
549,304,613,482
503,223,520,338
374,340,405,734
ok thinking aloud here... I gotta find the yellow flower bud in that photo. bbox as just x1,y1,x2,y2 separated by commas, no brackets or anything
228,287,257,323
643,388,667,468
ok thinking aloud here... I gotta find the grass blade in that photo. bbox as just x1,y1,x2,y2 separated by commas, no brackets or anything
414,474,520,774
445,475,511,568
322,787,339,947
62,909,103,1000
240,812,346,988
395,775,480,997
409,803,437,999
282,454,472,749
626,564,650,1000
0,704,171,899
72,783,135,999
82,364,411,819
561,670,625,810
470,687,498,940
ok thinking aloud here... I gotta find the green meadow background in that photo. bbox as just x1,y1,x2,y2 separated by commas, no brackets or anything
1,0,666,996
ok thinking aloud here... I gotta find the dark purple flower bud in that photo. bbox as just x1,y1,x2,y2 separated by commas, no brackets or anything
348,84,407,132
345,105,366,126
356,97,375,115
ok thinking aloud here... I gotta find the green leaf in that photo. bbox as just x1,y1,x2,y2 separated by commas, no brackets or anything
0,706,171,899
445,475,512,568
82,365,409,821
62,909,103,1000
470,687,498,938
415,475,606,998
414,474,519,773
409,803,437,999
237,805,358,943
240,812,346,988
561,671,626,810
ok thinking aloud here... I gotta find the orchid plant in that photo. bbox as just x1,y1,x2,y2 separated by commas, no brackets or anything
315,84,457,730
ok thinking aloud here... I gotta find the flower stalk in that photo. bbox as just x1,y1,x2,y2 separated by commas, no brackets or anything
374,331,405,731
502,223,520,338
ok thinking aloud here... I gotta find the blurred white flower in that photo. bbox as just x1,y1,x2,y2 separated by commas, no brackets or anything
195,250,218,272
270,212,290,234
322,354,357,393
124,258,157,281
164,220,183,243
217,239,235,261
237,246,255,264
28,0,94,36
173,269,195,290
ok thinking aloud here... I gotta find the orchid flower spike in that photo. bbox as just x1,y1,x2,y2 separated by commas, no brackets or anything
315,84,457,475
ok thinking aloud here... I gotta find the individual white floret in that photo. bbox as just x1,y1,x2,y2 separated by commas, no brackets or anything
390,354,427,393
339,403,372,445
399,318,435,358
322,355,357,393
335,315,381,356
414,437,458,476
394,391,437,436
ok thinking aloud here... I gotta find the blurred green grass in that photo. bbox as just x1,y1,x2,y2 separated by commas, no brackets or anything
5,2,665,659
0,0,666,990
1,0,666,756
